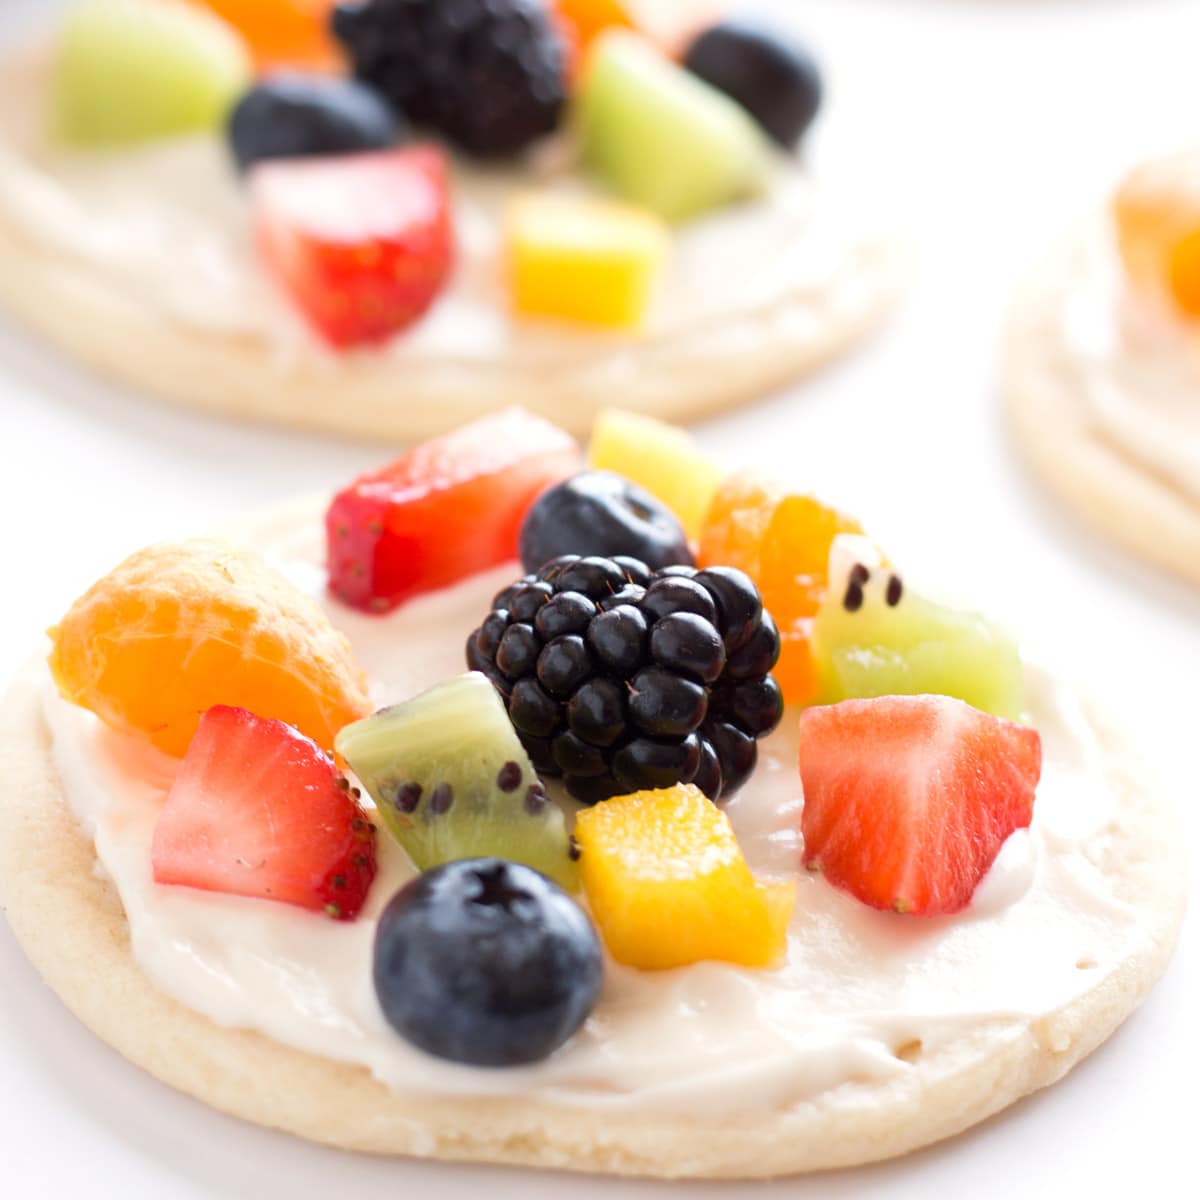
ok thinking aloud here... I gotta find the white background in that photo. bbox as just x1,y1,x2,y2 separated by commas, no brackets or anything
1,0,1197,1196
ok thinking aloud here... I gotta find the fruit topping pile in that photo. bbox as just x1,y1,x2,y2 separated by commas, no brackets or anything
48,0,827,346
47,407,1048,1071
467,554,783,803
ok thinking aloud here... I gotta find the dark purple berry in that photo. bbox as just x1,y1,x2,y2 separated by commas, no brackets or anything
509,581,553,623
629,666,707,737
693,566,762,653
508,677,560,738
704,720,758,797
518,471,693,575
534,592,596,640
710,675,784,738
495,623,540,679
566,677,627,748
536,635,594,699
612,734,702,793
641,577,720,626
725,610,781,680
649,612,726,684
552,731,608,778
691,737,723,801
586,605,648,676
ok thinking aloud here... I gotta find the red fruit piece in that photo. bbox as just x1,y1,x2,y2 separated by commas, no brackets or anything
798,695,1041,916
327,407,580,613
251,146,454,349
152,706,378,920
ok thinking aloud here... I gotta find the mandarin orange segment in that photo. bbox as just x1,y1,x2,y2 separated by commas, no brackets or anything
758,493,864,622
697,469,784,577
574,784,794,969
191,0,341,70
774,623,821,707
1113,149,1200,316
48,538,370,757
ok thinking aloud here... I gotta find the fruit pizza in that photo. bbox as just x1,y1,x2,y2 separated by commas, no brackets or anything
0,0,899,438
0,408,1184,1178
1005,148,1200,587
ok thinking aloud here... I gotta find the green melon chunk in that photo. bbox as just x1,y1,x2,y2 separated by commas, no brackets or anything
576,30,771,223
335,673,578,891
53,0,251,147
811,537,1026,721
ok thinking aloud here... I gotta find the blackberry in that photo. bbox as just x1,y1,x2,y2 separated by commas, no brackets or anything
332,0,568,158
466,556,784,804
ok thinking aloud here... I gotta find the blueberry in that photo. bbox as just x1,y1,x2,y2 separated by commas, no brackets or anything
649,612,726,684
683,21,822,150
228,73,403,173
373,859,602,1067
519,472,693,575
629,666,708,737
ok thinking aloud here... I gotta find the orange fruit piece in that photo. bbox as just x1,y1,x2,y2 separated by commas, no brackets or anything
697,469,784,578
1113,149,1200,319
699,476,863,706
573,784,794,970
48,539,371,757
551,0,636,53
190,0,341,71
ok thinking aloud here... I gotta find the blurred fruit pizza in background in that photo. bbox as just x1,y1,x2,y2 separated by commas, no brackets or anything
0,0,899,438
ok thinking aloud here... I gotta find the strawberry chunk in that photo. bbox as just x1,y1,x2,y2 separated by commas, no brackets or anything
327,407,580,612
798,695,1041,916
251,146,454,349
152,706,377,919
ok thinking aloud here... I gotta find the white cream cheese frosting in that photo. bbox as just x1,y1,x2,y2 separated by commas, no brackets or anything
38,526,1142,1117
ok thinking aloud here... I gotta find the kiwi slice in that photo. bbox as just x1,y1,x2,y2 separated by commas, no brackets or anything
336,673,577,891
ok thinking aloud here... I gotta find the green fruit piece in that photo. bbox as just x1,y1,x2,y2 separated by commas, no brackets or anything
335,673,578,891
576,30,771,223
811,536,1026,721
53,0,251,147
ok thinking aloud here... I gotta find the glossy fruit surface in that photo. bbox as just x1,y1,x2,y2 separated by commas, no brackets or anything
152,706,377,918
811,536,1025,721
373,858,603,1065
698,474,862,705
48,538,370,757
588,409,721,540
519,470,692,574
468,557,781,803
798,695,1041,915
228,73,401,172
252,145,454,348
333,0,567,156
683,20,821,148
327,408,579,613
507,193,669,329
573,784,794,968
54,0,250,147
194,0,341,70
336,673,577,890
577,30,769,222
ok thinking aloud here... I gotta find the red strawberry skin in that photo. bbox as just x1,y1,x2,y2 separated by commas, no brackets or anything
152,706,377,920
798,695,1042,916
326,407,580,613
251,146,454,349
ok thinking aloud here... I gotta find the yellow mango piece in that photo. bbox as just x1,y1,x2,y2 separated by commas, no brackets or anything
574,785,794,970
506,193,669,329
588,408,721,539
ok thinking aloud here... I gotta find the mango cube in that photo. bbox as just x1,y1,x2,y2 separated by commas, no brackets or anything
574,784,794,970
589,408,721,539
506,193,669,330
